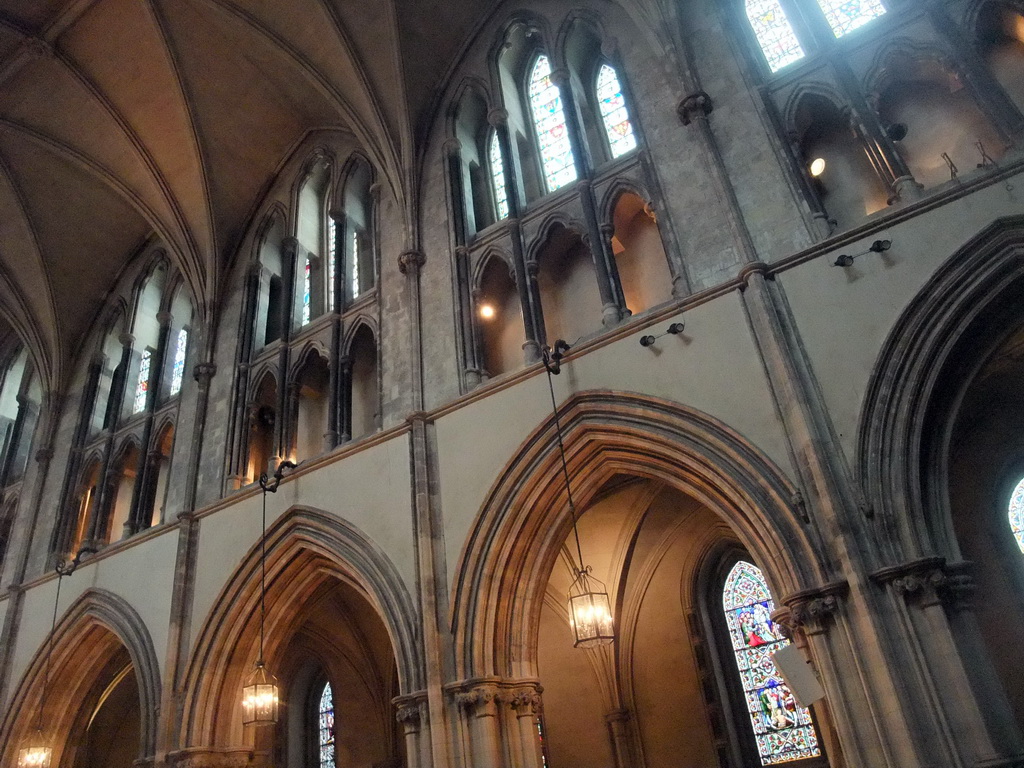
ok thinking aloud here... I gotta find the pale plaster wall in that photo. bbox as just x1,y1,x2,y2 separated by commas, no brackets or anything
783,168,1024,464
189,433,414,650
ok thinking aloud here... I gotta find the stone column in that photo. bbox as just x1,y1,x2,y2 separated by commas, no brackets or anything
454,681,503,768
605,709,633,768
399,249,427,413
507,683,545,768
182,362,215,513
394,693,431,768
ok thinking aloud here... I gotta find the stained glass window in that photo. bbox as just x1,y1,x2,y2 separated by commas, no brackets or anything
318,681,335,768
723,561,821,765
328,217,337,312
489,131,509,220
350,229,361,299
596,64,637,159
746,0,805,73
170,328,188,396
1009,477,1024,554
537,718,549,768
529,55,577,192
818,0,886,38
133,349,151,414
302,258,312,326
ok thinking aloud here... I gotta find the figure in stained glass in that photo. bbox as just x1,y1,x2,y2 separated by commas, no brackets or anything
745,0,805,72
302,258,312,326
596,64,637,159
722,560,822,765
328,217,337,311
351,230,361,299
489,131,510,220
133,349,152,414
1009,476,1024,554
529,55,577,192
818,0,886,37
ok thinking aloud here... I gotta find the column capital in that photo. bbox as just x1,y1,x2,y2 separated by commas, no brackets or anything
549,66,570,87
871,557,974,610
449,678,502,718
506,682,544,717
443,137,463,157
192,362,216,384
781,580,848,636
399,249,426,275
118,332,136,349
157,311,174,328
393,692,428,732
487,108,509,128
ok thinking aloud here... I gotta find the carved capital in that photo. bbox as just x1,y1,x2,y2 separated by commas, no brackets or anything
782,581,848,636
678,90,714,126
193,362,216,384
549,67,570,87
157,311,174,328
872,558,975,610
393,692,427,731
454,682,501,718
487,108,509,128
399,249,426,275
507,683,544,717
34,447,53,464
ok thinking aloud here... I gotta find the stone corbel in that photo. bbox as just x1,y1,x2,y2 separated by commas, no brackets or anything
677,90,713,126
871,557,975,611
782,580,848,637
393,692,428,734
399,249,426,276
193,362,216,385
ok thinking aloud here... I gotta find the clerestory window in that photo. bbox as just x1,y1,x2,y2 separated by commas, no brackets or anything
1009,476,1024,553
596,63,637,159
529,55,577,192
489,130,510,220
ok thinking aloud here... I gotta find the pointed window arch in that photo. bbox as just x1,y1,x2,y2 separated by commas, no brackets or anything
1009,476,1024,553
722,560,821,765
529,55,577,192
489,130,510,220
318,681,335,768
745,0,805,72
817,0,886,38
596,64,637,159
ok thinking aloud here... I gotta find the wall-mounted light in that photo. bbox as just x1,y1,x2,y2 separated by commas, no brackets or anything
886,123,908,142
833,239,892,268
479,303,496,320
809,158,826,178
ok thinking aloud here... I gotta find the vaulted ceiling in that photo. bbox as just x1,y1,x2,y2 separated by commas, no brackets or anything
0,0,493,395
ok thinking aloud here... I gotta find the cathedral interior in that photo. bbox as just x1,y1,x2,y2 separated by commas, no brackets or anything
0,0,1024,766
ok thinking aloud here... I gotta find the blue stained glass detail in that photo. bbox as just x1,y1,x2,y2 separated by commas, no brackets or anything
819,0,886,37
302,258,312,326
318,682,335,768
596,64,637,159
133,349,151,414
170,329,188,396
1009,477,1024,554
490,131,510,220
529,55,577,192
350,230,360,299
746,0,805,72
723,561,821,765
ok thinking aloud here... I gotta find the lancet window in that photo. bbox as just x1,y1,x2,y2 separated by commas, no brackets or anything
596,64,637,158
722,561,821,765
318,681,336,768
1010,477,1024,553
489,131,510,220
529,55,577,192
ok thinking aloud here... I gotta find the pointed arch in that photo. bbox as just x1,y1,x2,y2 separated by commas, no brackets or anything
341,315,380,358
178,507,421,747
0,588,161,767
452,390,828,680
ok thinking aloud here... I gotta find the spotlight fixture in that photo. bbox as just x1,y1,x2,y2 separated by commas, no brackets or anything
809,157,826,177
241,460,296,727
640,321,686,348
541,341,614,649
886,122,908,142
479,303,496,320
833,239,892,268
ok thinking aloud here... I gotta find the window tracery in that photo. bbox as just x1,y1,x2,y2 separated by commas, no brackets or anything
722,560,821,765
529,55,577,192
745,0,805,72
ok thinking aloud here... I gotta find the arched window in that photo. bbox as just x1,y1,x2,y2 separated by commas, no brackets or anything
296,158,331,327
722,560,821,765
1009,476,1024,553
817,0,886,38
596,64,637,159
328,216,338,311
170,329,188,396
318,681,335,768
302,258,313,326
745,0,806,72
489,131,510,220
132,349,152,415
341,159,375,301
529,55,577,192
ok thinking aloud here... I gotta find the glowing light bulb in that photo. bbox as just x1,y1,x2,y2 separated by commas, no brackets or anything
479,304,496,320
809,157,826,177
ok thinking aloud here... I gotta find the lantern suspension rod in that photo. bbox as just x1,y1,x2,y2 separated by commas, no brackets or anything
542,341,585,573
36,546,94,732
256,461,296,664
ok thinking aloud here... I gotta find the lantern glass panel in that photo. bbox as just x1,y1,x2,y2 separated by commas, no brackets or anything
567,571,614,648
242,663,280,726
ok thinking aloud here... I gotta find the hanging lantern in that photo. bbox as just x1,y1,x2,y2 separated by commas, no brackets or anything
567,568,614,648
241,661,280,726
17,730,52,768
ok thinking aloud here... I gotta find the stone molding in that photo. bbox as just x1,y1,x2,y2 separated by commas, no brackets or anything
399,250,426,275
871,557,975,610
